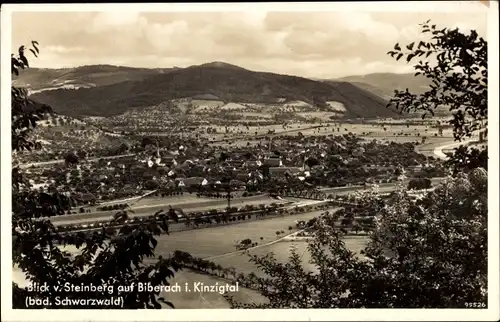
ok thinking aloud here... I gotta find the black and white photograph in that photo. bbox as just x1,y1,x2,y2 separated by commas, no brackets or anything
1,2,499,321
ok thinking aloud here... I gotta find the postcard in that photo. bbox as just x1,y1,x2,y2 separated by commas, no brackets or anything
1,1,498,321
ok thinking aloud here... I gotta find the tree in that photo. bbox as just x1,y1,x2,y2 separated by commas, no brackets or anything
240,238,253,249
225,22,489,309
64,152,79,166
12,43,180,309
226,171,487,308
407,178,432,190
445,144,488,175
140,137,157,149
387,20,487,169
351,222,362,235
305,156,320,168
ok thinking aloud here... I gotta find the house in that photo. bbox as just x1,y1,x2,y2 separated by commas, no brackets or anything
286,167,304,175
269,167,293,177
163,180,177,190
161,156,178,167
227,160,244,168
236,173,250,182
76,192,97,205
229,179,246,188
311,165,325,173
263,157,282,167
248,170,264,181
243,160,262,169
223,166,237,173
178,177,207,188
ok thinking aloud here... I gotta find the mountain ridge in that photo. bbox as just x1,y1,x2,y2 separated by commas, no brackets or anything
19,62,402,119
331,72,431,99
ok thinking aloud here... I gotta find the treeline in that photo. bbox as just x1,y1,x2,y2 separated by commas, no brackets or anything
407,178,432,190
96,203,129,212
54,202,327,234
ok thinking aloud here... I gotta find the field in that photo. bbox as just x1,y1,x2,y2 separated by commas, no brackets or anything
131,197,286,217
200,121,454,143
326,101,347,112
296,123,453,137
15,208,366,308
415,137,464,157
162,218,368,308
150,211,369,308
157,236,368,308
240,112,273,119
193,99,225,112
152,210,326,258
51,195,288,226
297,112,339,120
14,113,461,308
130,194,211,208
220,103,247,110
158,238,370,308
210,236,368,275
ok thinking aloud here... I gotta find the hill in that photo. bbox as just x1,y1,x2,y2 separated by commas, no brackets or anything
13,64,178,93
332,73,431,100
332,73,458,116
26,62,401,118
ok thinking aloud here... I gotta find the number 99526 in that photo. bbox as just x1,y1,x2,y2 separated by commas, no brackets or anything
465,302,486,308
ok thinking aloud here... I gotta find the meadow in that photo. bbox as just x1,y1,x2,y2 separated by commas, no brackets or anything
210,236,368,276
153,210,328,258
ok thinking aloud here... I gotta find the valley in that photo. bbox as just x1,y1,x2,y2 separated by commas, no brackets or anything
11,58,488,310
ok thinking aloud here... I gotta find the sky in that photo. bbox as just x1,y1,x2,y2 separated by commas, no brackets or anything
11,6,488,79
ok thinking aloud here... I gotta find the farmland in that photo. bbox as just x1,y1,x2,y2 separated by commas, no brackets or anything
50,194,288,226
196,121,453,140
209,235,368,275
12,205,369,308
13,59,478,310
152,209,326,258
156,236,368,308
12,95,477,309
12,207,356,308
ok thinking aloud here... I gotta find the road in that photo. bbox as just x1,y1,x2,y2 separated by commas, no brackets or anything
18,153,135,169
52,199,292,227
319,177,444,195
433,139,475,160
52,199,327,235
48,178,444,228
49,194,283,226
210,125,325,143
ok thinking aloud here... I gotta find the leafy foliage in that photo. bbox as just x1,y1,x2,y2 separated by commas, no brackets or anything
226,22,489,309
12,43,180,309
444,145,488,175
386,20,488,182
12,43,51,152
407,177,432,190
227,172,487,308
387,20,487,141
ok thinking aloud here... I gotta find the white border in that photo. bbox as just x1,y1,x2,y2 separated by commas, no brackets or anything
1,2,499,321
